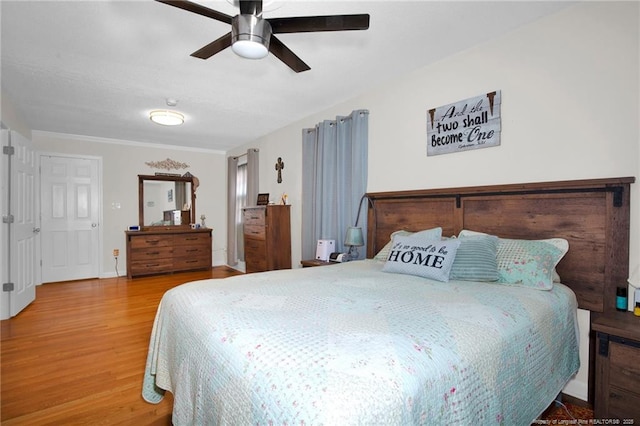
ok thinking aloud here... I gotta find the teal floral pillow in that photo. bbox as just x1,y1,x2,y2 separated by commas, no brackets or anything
459,230,568,290
495,238,568,290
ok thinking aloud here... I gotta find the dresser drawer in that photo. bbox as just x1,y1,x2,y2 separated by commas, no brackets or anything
244,238,267,255
173,233,211,247
243,208,265,225
129,258,173,276
130,246,173,260
129,235,172,249
173,255,210,271
608,388,640,420
609,340,640,394
244,224,266,240
174,245,209,258
244,238,267,272
245,257,268,273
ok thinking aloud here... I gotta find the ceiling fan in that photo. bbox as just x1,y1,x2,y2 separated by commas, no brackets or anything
156,0,370,73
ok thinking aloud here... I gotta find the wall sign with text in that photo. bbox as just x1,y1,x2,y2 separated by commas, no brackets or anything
427,90,501,156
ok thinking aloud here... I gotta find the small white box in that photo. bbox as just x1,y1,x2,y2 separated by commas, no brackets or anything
315,239,335,261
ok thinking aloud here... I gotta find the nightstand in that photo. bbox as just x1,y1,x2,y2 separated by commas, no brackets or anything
592,311,640,421
300,259,334,267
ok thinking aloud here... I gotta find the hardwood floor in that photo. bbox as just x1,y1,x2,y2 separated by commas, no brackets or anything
1,267,242,425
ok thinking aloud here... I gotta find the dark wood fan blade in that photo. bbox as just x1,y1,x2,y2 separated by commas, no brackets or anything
191,32,233,59
270,14,370,34
155,0,233,25
269,35,310,73
239,0,262,16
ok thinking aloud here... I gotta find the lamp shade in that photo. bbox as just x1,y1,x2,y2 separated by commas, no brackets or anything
344,226,364,247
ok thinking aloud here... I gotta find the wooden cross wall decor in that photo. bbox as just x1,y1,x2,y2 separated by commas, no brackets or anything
275,157,284,183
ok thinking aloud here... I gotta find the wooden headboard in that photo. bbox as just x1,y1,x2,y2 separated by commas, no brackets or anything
366,177,634,315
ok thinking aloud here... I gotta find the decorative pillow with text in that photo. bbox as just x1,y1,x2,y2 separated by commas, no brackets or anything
374,227,442,262
382,234,460,282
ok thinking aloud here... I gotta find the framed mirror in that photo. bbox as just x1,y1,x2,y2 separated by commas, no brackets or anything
138,174,196,228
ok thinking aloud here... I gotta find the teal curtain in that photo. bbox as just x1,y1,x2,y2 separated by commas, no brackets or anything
302,109,369,260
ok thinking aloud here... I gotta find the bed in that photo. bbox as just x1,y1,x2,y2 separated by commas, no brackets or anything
142,177,633,425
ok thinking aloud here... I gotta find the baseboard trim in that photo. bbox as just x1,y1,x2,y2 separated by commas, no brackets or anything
561,379,589,405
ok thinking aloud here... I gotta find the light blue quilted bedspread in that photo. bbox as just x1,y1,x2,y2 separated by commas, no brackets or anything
142,260,579,425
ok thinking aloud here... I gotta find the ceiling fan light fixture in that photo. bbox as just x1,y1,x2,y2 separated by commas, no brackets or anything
149,110,184,126
231,14,271,59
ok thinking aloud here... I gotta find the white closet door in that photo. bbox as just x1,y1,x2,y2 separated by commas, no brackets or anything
40,155,100,283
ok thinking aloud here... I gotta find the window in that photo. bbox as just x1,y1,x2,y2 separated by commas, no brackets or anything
235,161,247,260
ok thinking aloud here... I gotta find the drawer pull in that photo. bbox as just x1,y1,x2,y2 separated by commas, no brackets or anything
186,249,198,252
145,240,160,244
147,251,160,255
186,260,198,264
146,263,160,267
185,237,198,241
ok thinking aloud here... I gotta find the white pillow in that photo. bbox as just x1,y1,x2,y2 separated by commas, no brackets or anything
382,233,460,282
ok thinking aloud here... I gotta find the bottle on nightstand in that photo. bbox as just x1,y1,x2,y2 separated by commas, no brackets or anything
616,287,628,311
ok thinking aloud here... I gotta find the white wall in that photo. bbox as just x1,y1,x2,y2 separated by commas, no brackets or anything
31,132,229,275
229,2,639,401
1,90,31,139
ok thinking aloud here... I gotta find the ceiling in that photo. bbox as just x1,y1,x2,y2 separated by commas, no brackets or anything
1,1,571,152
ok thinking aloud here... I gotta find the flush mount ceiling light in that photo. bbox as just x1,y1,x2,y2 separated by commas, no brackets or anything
149,110,184,126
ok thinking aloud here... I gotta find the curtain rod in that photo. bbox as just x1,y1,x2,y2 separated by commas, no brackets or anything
304,110,369,132
232,148,259,160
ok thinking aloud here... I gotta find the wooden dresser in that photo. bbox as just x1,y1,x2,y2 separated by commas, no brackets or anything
593,311,640,421
125,228,212,278
243,205,291,273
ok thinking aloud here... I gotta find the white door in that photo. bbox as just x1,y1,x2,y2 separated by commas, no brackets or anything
1,129,38,318
40,155,100,283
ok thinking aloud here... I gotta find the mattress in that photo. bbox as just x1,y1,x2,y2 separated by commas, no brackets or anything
142,260,579,425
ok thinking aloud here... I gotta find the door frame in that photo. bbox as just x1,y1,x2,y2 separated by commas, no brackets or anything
38,152,104,282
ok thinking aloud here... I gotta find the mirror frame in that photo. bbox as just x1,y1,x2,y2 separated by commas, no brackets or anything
138,174,196,229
